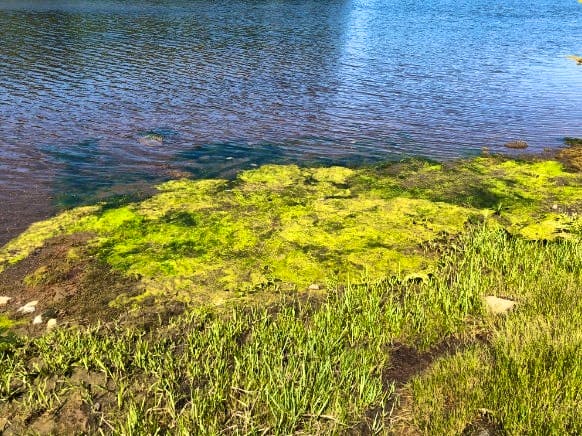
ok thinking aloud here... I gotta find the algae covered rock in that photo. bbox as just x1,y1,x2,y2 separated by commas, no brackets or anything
504,140,528,150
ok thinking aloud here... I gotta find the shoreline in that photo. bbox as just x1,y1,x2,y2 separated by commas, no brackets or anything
0,138,581,434
0,139,576,248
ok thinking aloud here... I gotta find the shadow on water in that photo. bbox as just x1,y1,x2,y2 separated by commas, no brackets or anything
40,129,457,212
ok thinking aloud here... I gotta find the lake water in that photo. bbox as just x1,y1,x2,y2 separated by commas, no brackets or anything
1,0,581,244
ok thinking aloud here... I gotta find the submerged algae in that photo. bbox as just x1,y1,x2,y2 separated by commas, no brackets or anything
1,155,581,306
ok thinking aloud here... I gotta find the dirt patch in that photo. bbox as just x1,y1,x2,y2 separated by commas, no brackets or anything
0,233,141,332
345,336,473,435
462,411,504,436
383,336,467,389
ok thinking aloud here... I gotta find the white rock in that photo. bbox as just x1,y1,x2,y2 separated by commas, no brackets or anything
0,296,12,306
32,315,43,325
484,296,517,315
17,304,36,314
308,283,320,291
46,318,57,331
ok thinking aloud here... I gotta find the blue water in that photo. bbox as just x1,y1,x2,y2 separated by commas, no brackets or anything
0,0,581,242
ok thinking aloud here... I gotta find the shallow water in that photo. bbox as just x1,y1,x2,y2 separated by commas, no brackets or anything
0,0,581,243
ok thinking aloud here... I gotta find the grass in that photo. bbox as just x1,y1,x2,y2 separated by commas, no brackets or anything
408,227,582,435
1,224,581,434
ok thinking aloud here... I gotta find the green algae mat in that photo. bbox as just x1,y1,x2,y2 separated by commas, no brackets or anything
1,151,581,309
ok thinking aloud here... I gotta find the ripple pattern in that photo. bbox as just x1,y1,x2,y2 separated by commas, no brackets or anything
0,0,581,243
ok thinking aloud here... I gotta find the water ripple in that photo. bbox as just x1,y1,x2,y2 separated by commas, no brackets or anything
1,0,582,243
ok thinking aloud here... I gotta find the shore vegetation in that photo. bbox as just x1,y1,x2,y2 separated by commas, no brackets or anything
1,143,581,434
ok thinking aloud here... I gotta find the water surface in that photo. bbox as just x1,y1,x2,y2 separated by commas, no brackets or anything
1,0,581,243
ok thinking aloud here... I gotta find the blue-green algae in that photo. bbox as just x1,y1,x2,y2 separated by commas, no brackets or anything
1,156,580,305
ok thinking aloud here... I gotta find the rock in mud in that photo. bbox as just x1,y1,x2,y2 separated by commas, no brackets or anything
46,318,57,330
17,300,39,314
32,315,43,325
484,296,517,314
0,296,12,306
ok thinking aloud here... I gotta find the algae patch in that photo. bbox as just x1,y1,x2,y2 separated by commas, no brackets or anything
1,155,581,307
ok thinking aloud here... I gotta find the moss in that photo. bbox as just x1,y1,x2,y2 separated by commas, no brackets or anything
0,206,100,274
1,155,581,307
23,265,50,287
0,315,13,329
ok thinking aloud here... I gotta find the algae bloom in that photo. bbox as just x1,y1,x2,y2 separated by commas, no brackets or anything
1,154,581,308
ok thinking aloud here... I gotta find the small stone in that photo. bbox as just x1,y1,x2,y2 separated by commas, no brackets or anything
504,140,528,149
46,318,58,330
0,296,12,306
32,315,43,325
308,284,320,291
17,304,36,314
552,204,558,210
484,296,517,315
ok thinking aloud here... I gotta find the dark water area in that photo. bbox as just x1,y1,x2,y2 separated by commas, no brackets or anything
1,0,581,244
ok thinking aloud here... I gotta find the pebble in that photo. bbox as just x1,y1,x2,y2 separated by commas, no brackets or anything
46,318,58,330
552,204,558,210
17,302,38,314
32,315,43,325
484,296,517,314
0,296,12,306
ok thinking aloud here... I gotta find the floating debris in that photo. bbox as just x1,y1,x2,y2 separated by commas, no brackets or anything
567,55,582,65
138,132,164,147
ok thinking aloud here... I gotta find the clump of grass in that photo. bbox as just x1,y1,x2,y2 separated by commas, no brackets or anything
408,227,582,435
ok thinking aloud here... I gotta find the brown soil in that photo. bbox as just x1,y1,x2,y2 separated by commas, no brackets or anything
345,336,471,435
0,233,142,333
